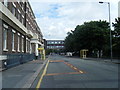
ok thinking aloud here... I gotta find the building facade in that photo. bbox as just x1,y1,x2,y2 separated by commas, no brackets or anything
47,40,64,50
0,0,44,69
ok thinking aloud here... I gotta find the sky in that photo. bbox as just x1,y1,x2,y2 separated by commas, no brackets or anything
29,0,119,40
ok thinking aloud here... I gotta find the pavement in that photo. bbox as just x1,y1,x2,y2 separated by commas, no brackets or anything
83,57,120,64
2,57,48,88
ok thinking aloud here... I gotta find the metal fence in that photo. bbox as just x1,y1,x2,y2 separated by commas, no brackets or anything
0,53,36,70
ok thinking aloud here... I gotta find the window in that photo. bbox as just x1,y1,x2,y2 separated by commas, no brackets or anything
19,1,23,6
55,42,57,44
26,7,29,13
22,36,24,52
3,24,8,51
12,29,16,52
17,33,20,52
4,0,8,7
51,42,54,44
26,37,28,52
12,5,16,16
18,14,21,21
21,18,24,24
30,42,32,54
12,2,16,7
21,15,24,24
17,9,21,21
19,2,24,10
28,39,30,53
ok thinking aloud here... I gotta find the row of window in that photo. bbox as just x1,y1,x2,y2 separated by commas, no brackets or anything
9,2,25,25
3,1,36,32
47,41,64,44
4,0,24,10
47,46,64,49
3,24,31,53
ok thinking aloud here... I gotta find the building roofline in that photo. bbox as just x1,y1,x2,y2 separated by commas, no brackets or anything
27,1,36,19
46,39,65,41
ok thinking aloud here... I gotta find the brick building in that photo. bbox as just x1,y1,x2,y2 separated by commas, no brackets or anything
0,0,44,69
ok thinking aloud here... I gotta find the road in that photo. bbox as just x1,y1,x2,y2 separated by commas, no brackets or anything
33,54,119,88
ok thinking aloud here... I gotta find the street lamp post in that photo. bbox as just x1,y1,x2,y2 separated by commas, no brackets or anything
99,1,113,61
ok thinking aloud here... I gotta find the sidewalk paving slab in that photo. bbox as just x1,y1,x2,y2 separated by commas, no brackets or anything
83,58,120,64
2,58,48,88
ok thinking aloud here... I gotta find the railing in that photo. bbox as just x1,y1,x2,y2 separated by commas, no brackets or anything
0,53,36,71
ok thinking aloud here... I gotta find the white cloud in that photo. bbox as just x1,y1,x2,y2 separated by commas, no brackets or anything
29,0,119,3
29,0,118,40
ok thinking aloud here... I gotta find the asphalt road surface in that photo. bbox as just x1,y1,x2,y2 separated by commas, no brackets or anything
34,54,119,88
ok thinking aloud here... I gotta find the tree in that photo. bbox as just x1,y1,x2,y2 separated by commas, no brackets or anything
64,31,74,52
64,20,110,57
113,18,120,37
112,18,120,58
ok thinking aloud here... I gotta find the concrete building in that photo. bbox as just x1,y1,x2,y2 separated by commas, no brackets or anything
47,40,64,50
118,1,120,17
0,0,44,69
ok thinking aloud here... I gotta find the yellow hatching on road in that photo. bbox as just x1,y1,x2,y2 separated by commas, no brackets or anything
36,59,85,89
36,60,49,89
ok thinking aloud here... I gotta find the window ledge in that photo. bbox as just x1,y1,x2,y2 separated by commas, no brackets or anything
12,49,16,52
17,50,20,52
3,49,8,52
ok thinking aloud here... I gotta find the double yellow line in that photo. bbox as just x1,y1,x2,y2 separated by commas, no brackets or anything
36,60,49,89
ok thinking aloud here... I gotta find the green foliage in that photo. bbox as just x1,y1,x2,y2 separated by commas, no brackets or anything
46,49,65,55
112,18,120,58
46,49,53,55
65,20,110,57
113,18,120,37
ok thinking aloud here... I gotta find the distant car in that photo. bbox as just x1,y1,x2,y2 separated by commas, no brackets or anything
60,53,65,55
66,52,73,56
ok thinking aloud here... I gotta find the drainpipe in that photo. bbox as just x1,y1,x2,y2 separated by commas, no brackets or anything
24,1,27,53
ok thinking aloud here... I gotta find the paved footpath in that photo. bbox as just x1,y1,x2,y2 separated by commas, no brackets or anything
2,59,48,88
83,58,120,64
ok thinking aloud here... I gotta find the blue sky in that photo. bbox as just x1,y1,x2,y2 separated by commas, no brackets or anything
48,4,62,18
34,3,62,18
29,0,119,40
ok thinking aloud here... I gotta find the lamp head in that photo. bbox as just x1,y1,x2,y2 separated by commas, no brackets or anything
99,1,104,4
